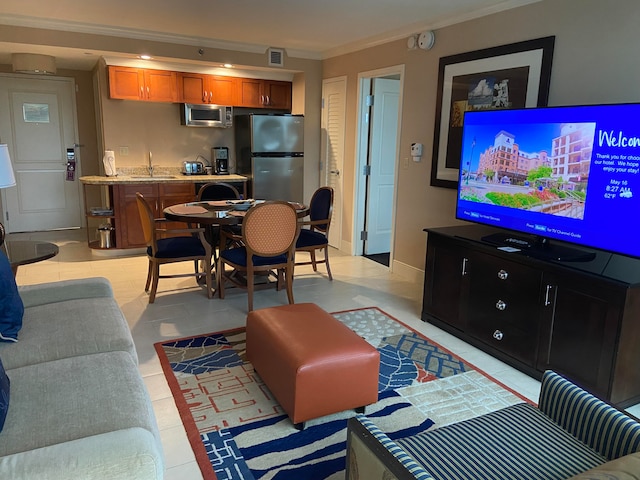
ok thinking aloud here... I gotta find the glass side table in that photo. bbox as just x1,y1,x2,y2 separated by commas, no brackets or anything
3,240,59,276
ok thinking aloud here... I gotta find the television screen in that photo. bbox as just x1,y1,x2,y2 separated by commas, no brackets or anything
456,103,640,260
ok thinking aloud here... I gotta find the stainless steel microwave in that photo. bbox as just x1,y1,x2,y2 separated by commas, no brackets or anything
180,103,233,128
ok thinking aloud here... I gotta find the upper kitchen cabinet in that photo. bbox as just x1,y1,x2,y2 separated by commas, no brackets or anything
178,73,237,105
237,78,292,110
108,66,178,102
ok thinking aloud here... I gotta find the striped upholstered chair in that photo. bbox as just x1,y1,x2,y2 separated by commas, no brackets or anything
346,370,640,480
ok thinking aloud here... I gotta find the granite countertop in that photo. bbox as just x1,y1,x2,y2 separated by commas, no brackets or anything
80,174,248,185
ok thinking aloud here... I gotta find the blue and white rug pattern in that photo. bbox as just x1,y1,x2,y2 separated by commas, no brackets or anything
159,307,521,479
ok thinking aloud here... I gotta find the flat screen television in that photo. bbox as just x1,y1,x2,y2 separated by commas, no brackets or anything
456,103,640,261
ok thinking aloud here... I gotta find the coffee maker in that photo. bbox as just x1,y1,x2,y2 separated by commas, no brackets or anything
212,147,229,175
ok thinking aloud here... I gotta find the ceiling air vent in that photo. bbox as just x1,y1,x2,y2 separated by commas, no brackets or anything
268,48,284,67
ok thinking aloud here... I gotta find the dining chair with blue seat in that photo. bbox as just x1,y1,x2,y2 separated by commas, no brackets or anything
136,192,213,303
295,186,334,280
197,182,243,254
218,201,300,312
197,182,241,201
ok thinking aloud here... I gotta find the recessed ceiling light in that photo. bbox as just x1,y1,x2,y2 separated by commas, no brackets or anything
139,55,152,60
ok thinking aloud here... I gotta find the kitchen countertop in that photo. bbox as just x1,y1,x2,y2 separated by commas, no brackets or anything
80,174,248,185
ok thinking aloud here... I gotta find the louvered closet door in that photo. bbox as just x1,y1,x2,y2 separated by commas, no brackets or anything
321,77,346,249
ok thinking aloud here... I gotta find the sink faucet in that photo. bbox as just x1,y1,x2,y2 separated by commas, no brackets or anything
147,151,154,177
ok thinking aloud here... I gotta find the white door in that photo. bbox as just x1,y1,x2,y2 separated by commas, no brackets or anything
321,77,346,249
0,74,82,232
365,78,399,254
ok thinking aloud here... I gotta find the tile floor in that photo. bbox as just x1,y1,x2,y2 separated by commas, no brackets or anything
8,228,640,479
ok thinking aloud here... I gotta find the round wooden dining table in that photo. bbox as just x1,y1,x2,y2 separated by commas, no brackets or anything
163,200,309,293
163,200,309,226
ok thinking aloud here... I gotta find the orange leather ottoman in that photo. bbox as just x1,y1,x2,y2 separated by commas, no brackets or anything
246,303,380,429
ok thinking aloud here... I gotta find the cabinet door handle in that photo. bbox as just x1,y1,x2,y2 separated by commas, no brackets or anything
497,269,508,280
209,91,213,102
461,257,468,276
203,91,208,103
544,284,554,306
493,330,504,341
496,300,507,311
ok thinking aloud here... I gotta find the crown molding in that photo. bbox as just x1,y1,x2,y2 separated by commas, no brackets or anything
0,14,323,60
321,0,541,59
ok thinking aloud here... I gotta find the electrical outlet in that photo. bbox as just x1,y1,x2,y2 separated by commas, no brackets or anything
119,146,129,156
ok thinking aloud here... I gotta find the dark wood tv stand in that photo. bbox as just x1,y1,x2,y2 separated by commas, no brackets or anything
422,225,640,408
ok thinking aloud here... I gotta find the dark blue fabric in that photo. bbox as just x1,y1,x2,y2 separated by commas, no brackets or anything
296,229,327,248
0,252,23,343
221,247,287,266
309,189,332,230
0,356,9,432
147,236,206,259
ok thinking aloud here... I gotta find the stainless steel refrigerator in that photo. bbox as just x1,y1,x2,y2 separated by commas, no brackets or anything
235,114,304,202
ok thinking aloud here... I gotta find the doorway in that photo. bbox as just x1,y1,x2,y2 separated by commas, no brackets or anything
320,76,347,250
0,74,82,233
354,66,403,269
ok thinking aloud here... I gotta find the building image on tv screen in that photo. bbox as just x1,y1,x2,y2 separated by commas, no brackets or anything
459,122,596,220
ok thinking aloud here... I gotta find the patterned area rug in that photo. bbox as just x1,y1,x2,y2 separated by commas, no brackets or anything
155,307,528,480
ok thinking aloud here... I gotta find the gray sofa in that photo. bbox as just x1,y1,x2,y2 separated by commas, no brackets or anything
0,277,164,479
346,370,640,480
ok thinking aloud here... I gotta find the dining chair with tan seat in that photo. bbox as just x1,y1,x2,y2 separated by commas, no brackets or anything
295,186,334,280
218,201,300,312
136,192,213,303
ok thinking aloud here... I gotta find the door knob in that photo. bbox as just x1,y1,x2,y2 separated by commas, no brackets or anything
493,330,504,341
497,269,508,280
495,300,507,311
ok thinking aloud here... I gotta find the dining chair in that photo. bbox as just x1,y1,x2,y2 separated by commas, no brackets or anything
197,182,243,255
196,182,241,201
295,186,334,280
218,201,300,311
136,192,213,303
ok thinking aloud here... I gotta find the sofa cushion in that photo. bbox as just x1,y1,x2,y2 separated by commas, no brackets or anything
0,296,137,370
0,252,23,343
0,357,8,432
0,428,163,480
396,402,607,480
0,351,162,463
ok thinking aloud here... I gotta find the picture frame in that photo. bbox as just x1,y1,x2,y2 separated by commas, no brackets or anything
430,36,555,189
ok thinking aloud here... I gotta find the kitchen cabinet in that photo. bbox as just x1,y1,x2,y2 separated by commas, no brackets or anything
422,225,640,408
177,73,237,104
108,66,178,102
113,183,195,249
237,78,292,109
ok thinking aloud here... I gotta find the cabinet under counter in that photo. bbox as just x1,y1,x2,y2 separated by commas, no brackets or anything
80,175,248,250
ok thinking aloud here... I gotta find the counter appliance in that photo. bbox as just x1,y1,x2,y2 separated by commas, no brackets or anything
180,104,233,128
212,147,230,175
235,114,304,202
182,160,205,175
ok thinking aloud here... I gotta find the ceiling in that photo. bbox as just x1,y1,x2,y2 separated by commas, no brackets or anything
0,0,539,71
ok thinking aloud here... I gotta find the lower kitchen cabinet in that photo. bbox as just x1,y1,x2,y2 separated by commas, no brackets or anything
113,183,196,249
422,225,640,408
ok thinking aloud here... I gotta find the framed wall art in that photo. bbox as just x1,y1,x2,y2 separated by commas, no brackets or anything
430,36,555,189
